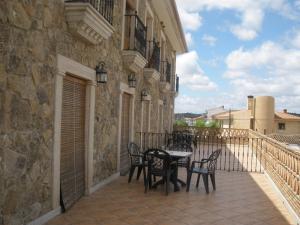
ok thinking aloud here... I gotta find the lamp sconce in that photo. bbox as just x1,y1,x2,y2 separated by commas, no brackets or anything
128,73,137,88
141,89,149,101
95,62,107,84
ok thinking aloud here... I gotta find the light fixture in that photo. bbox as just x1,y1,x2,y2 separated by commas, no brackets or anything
95,62,107,84
141,89,148,101
128,73,136,88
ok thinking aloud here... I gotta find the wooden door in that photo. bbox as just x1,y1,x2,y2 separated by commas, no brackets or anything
60,75,86,210
120,93,131,175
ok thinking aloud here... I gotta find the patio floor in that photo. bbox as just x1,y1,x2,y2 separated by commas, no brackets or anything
47,170,295,225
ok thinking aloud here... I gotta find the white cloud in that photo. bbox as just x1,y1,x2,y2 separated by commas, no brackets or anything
291,30,300,49
223,39,300,111
177,7,202,31
185,32,193,48
176,51,217,91
176,0,299,40
202,34,217,46
226,41,300,72
175,94,245,113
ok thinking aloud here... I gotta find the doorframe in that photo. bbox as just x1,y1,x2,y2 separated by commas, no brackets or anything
117,82,135,172
52,54,96,209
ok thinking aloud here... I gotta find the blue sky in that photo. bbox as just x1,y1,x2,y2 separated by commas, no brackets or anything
175,0,300,113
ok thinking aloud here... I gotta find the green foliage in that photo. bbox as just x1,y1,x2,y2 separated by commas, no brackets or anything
195,119,220,128
195,119,206,128
205,120,221,128
174,120,188,127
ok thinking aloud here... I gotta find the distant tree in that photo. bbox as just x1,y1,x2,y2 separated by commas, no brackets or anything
206,120,221,128
195,119,220,128
174,120,188,127
195,119,206,128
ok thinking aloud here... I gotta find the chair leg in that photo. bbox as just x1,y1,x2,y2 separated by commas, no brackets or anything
142,166,147,188
166,172,171,196
210,173,216,190
196,174,201,188
186,171,192,192
136,166,142,180
145,168,151,193
203,174,209,194
128,166,135,183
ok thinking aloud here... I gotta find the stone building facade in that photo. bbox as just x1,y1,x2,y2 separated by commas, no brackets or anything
0,0,187,224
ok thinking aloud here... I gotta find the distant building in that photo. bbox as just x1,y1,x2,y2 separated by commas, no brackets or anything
213,96,300,135
206,106,227,120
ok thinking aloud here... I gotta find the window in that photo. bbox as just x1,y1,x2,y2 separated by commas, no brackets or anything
278,123,285,130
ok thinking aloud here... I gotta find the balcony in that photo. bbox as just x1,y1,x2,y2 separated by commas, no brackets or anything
47,128,298,225
144,40,160,84
175,75,179,97
160,61,171,92
64,0,115,44
122,12,147,73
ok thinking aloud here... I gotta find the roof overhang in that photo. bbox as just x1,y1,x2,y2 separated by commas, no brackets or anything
151,0,188,54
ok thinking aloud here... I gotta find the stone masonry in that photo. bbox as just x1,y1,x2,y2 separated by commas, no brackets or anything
0,0,181,224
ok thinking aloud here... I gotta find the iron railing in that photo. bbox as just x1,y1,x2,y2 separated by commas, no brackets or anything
124,12,147,58
66,0,114,25
176,75,179,93
136,129,300,217
160,61,171,83
146,40,160,71
136,130,264,173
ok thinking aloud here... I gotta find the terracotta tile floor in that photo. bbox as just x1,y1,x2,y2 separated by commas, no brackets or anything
47,170,295,225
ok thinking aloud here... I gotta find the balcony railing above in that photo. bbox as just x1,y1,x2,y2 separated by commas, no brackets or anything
66,0,114,25
124,12,147,58
146,40,160,72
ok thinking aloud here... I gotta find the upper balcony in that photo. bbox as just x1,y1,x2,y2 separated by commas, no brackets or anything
175,75,179,97
64,0,115,44
144,40,161,84
160,60,171,92
122,12,147,73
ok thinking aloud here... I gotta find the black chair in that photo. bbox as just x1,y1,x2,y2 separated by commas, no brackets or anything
143,148,177,195
186,149,221,193
128,142,146,183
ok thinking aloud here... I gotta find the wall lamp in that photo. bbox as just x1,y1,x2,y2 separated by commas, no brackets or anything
141,89,149,101
95,62,108,84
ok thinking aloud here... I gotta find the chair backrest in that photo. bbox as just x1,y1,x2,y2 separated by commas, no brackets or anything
172,132,193,147
143,148,171,170
128,142,142,164
207,149,221,172
168,143,192,153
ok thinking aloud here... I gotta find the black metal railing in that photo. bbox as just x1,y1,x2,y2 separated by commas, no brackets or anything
146,39,160,71
176,75,179,93
124,12,147,58
66,0,114,25
136,130,265,173
160,61,171,83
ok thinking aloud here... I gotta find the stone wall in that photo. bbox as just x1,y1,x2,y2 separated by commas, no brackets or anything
0,0,178,224
0,0,125,224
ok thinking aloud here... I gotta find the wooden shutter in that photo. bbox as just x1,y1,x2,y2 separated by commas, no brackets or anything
120,93,131,175
60,75,86,210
